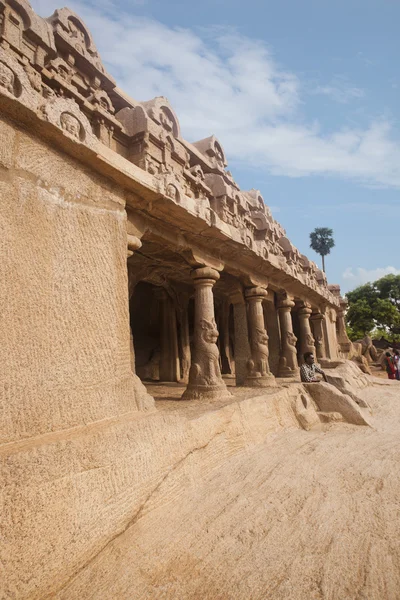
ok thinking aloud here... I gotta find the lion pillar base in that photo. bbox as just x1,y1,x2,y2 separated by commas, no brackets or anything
244,373,277,388
181,382,230,401
181,267,231,401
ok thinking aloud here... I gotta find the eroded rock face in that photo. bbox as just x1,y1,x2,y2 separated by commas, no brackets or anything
3,369,398,600
0,2,383,599
303,382,372,426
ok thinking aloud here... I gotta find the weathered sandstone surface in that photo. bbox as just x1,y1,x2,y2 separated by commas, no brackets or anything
1,3,399,599
3,365,400,600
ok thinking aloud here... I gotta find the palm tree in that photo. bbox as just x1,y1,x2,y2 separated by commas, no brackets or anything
309,227,335,273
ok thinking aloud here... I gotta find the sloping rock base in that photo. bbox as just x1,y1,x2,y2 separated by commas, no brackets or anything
3,362,400,599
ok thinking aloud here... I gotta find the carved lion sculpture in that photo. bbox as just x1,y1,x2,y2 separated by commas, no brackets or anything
306,333,315,348
280,330,298,371
247,327,270,377
189,318,221,386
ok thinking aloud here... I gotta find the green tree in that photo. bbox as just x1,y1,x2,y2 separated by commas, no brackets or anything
345,275,400,341
309,227,335,273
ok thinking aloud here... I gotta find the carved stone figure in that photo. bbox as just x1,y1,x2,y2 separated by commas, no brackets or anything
0,61,14,94
166,183,178,200
189,318,221,386
306,333,315,347
147,161,158,175
247,327,270,378
277,294,299,377
60,112,81,139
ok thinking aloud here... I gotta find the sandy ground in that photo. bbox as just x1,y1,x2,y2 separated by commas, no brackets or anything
51,374,400,600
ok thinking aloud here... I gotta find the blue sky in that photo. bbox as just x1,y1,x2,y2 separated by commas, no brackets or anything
32,0,400,293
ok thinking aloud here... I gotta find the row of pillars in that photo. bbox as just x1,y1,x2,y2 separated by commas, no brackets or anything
129,251,341,400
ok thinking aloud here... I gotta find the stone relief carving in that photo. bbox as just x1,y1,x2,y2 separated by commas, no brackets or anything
189,318,221,387
60,112,82,139
287,331,297,348
23,63,42,92
279,330,298,374
0,0,342,313
166,183,178,201
0,60,15,94
146,160,159,175
247,327,270,378
306,333,315,347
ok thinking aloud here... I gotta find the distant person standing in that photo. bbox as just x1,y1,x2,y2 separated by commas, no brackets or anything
384,352,397,380
393,349,400,381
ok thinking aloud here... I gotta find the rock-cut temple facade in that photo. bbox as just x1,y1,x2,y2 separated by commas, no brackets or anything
0,0,353,443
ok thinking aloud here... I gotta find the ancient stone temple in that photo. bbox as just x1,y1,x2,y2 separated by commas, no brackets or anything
0,0,353,428
1,3,368,598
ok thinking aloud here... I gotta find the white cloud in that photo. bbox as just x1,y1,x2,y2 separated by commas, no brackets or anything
313,77,364,104
31,0,400,189
343,266,400,288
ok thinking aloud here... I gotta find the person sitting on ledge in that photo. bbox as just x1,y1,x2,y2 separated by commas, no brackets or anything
300,351,328,383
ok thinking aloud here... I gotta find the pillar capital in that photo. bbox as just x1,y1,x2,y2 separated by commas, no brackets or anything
310,310,324,322
277,290,294,307
244,286,268,301
277,293,295,310
298,301,312,316
191,266,220,283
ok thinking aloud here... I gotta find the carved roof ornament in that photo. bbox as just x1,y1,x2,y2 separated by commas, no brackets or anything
192,135,227,170
0,0,342,309
46,8,113,80
0,0,56,62
141,96,181,138
88,89,115,114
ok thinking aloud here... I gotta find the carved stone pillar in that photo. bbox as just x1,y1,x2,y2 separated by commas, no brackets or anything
298,302,316,362
231,291,251,387
157,288,180,382
310,310,326,360
127,235,143,373
277,293,299,378
181,267,231,400
220,299,233,375
244,287,276,387
178,296,191,383
336,298,352,358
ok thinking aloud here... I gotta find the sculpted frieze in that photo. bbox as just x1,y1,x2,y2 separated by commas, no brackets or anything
0,46,38,109
41,96,96,148
0,0,344,310
60,112,82,140
47,9,110,77
88,89,114,114
0,59,16,94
